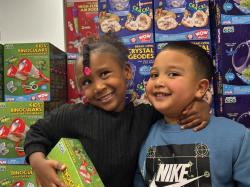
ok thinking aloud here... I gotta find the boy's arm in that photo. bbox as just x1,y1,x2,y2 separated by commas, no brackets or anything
179,100,211,131
233,129,250,186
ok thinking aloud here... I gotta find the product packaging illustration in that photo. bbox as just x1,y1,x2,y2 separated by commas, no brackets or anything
214,94,250,128
0,45,3,101
0,102,44,164
98,0,154,45
0,164,38,187
214,0,250,25
47,138,104,187
126,43,155,105
4,43,67,102
154,0,211,42
214,25,250,95
65,0,99,53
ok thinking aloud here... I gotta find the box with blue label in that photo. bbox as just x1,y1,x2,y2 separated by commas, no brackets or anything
0,102,44,164
214,25,250,95
126,43,155,104
214,94,250,128
98,0,154,45
154,0,211,42
47,138,104,187
213,0,250,25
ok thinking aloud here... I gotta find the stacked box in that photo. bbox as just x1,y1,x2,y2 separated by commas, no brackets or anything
65,0,99,53
154,0,211,42
0,102,44,164
98,0,154,45
126,43,155,104
0,165,38,186
213,0,250,25
214,95,250,128
0,45,3,101
4,43,67,102
47,138,104,187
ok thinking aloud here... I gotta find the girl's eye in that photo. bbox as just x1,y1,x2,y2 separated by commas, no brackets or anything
82,79,91,86
149,72,158,79
168,72,179,77
100,71,110,78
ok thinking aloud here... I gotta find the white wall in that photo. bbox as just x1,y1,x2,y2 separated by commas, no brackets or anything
0,0,65,51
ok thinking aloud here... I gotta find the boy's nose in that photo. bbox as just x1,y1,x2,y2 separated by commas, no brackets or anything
155,77,165,87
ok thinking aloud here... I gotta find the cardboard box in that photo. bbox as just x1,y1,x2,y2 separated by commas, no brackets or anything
0,164,38,186
48,138,104,187
154,0,211,42
65,0,99,53
0,102,44,164
0,45,3,101
98,0,154,45
4,43,67,102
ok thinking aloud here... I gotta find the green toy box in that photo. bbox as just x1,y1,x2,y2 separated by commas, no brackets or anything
0,102,44,164
0,45,3,101
0,164,38,186
3,43,67,102
48,138,104,187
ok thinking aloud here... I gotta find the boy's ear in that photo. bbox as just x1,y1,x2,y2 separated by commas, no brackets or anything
124,63,132,80
195,79,210,100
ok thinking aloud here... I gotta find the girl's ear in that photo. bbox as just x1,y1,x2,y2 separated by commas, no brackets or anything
195,79,210,100
124,63,132,80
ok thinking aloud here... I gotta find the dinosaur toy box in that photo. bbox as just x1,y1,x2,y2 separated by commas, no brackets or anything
0,102,44,164
47,138,104,187
3,43,67,102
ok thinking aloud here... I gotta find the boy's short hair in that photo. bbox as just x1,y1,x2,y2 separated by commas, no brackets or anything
160,42,214,81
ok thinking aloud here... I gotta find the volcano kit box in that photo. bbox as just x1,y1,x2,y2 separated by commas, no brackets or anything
0,102,44,164
48,138,104,187
4,43,67,102
0,164,38,186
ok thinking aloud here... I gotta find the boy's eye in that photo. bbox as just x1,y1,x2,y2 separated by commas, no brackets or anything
168,72,179,77
82,79,91,86
149,72,158,79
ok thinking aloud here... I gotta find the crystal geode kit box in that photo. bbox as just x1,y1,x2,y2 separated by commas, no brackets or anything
0,102,44,164
4,43,67,102
48,138,104,187
98,0,154,45
154,0,211,42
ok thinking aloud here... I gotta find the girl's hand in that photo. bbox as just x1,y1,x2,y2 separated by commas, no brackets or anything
30,152,67,187
179,100,211,131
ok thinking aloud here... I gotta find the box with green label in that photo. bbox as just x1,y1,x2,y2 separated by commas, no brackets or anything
0,164,38,186
0,45,3,101
4,42,67,102
48,138,104,187
0,102,44,164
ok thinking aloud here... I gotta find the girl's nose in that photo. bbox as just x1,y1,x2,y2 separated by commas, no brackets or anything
94,81,106,94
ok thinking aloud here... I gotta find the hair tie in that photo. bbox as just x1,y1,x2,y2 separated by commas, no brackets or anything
82,44,91,76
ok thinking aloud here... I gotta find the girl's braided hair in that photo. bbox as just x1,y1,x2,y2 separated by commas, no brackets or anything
82,33,129,76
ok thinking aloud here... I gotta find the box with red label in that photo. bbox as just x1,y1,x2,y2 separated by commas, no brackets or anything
3,43,67,102
0,102,44,164
67,53,85,104
154,0,211,42
0,164,38,186
65,0,99,53
47,138,104,187
98,0,154,45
